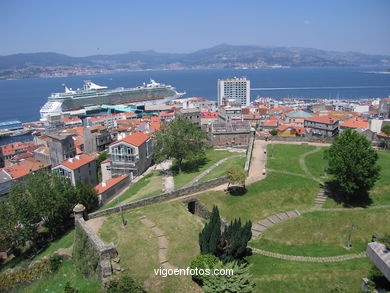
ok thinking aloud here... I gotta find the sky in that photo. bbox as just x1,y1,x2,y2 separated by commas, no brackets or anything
0,0,389,56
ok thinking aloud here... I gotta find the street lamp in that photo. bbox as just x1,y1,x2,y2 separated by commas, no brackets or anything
346,223,357,249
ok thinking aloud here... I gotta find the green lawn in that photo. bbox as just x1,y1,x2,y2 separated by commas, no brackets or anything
199,155,246,183
266,144,316,175
11,259,102,293
173,148,237,189
324,150,390,208
102,171,163,209
251,209,390,256
99,201,204,293
197,172,319,223
248,254,372,293
305,146,328,180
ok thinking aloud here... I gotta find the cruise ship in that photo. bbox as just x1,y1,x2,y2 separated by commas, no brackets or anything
40,80,184,120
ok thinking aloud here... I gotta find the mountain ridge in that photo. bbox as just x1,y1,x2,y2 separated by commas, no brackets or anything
1,44,390,79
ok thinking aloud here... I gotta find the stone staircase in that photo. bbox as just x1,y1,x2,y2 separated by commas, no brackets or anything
314,185,328,208
251,210,301,238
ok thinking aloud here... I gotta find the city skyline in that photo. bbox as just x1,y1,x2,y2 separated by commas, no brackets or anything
0,0,389,56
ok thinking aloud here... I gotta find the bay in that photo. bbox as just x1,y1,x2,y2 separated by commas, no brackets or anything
0,67,390,125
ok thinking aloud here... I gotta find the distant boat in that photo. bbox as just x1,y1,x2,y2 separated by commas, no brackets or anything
9,129,32,137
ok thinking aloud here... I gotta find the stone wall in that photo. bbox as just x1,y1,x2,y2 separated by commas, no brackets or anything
88,176,229,219
244,137,254,172
73,205,117,286
366,242,390,282
264,136,333,143
99,175,131,206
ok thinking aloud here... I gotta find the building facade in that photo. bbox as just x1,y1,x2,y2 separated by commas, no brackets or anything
304,116,339,137
83,126,112,155
53,154,97,186
47,133,76,166
217,77,250,106
108,132,153,178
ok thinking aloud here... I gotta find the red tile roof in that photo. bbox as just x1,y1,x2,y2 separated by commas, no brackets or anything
151,116,161,122
95,174,129,194
263,120,278,127
305,116,338,124
59,154,95,170
112,131,151,147
63,116,82,124
14,157,50,171
1,165,29,179
1,142,28,156
340,117,368,129
277,124,305,134
150,122,161,132
201,112,218,119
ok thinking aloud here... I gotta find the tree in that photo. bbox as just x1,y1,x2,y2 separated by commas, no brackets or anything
74,181,98,212
152,117,206,172
269,129,278,136
96,151,107,182
381,124,390,136
199,206,221,255
190,254,219,283
226,165,247,188
202,261,256,293
220,219,252,263
325,128,380,203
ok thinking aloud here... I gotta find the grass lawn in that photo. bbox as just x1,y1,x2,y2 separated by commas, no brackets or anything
324,151,390,208
102,171,163,209
196,172,319,223
251,209,390,256
305,146,328,180
99,201,204,293
11,259,102,293
266,144,316,175
248,254,372,293
199,155,246,183
173,148,237,189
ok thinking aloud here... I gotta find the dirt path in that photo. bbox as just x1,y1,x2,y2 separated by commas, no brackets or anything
299,147,323,184
247,140,267,184
86,216,106,234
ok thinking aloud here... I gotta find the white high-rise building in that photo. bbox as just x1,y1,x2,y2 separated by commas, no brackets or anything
217,77,250,106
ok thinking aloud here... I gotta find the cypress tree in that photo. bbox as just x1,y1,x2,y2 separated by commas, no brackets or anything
199,205,221,255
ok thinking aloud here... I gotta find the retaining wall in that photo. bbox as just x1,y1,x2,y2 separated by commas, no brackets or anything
88,176,229,219
244,137,254,172
73,209,117,286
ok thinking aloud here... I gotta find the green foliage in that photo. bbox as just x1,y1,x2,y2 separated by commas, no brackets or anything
0,258,50,291
73,224,99,278
325,128,380,203
220,218,252,263
190,254,219,282
96,152,107,183
106,275,145,293
152,117,206,172
64,281,79,293
0,170,98,252
227,165,247,187
199,206,252,263
199,206,221,255
49,254,64,272
381,124,390,135
74,181,99,211
202,261,256,293
269,129,278,136
377,233,390,250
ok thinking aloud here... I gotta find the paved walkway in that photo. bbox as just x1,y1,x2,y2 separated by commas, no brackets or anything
251,210,301,237
155,160,174,193
250,247,366,262
247,140,267,184
183,154,244,188
139,216,176,270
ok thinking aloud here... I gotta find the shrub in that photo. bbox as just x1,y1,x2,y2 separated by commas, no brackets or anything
64,281,79,293
106,275,145,293
190,254,219,283
49,254,64,272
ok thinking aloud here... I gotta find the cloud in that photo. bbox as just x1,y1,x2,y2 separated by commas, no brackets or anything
303,20,311,25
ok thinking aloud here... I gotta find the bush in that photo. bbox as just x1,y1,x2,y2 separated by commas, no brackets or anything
106,275,145,293
49,254,64,272
64,281,79,293
190,254,219,283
